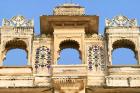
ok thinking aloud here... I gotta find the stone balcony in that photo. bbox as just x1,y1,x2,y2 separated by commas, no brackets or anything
52,65,87,77
52,65,87,93
0,66,33,87
106,65,140,87
0,66,33,76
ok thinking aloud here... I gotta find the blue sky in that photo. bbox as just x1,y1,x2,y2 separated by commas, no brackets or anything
1,0,139,65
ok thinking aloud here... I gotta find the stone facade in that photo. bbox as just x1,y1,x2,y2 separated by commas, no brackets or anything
0,3,140,93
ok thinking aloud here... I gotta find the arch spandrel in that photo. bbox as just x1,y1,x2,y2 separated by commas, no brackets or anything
59,39,80,51
85,34,105,49
1,39,28,56
112,39,136,53
4,39,28,52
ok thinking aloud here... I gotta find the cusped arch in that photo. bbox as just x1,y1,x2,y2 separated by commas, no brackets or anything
59,39,80,51
2,39,28,66
112,39,138,65
112,39,136,53
5,39,27,52
58,40,82,65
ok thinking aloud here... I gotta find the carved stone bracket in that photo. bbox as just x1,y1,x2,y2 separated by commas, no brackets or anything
53,78,84,93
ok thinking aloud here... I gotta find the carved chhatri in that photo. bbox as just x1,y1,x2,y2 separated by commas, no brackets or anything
0,3,139,93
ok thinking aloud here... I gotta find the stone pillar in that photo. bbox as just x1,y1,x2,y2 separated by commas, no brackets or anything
81,33,85,64
137,48,140,65
53,34,59,65
107,38,113,65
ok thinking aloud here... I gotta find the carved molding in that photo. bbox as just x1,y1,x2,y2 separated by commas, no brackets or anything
105,15,138,27
2,15,34,27
85,34,104,40
106,76,140,80
53,3,85,16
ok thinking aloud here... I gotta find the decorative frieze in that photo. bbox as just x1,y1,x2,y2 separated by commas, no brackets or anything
106,15,138,27
53,3,85,16
106,76,140,87
2,15,34,27
85,34,104,41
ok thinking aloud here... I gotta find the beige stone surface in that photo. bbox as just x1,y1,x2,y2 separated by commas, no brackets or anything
0,3,140,93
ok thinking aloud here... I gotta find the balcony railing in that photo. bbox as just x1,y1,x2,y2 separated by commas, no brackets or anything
107,65,140,75
52,65,87,77
0,66,33,76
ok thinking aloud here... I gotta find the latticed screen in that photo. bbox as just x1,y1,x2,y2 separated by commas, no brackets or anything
87,45,105,71
35,46,51,70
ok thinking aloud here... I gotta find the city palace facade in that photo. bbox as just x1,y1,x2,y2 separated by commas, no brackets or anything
0,3,140,93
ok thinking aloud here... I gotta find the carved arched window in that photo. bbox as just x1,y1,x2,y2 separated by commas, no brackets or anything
87,45,105,71
35,46,51,70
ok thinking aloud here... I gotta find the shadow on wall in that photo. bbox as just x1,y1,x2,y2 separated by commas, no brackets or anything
57,48,82,65
3,49,28,66
112,48,137,65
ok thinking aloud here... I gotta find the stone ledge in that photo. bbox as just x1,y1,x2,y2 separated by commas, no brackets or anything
0,87,53,93
86,87,140,93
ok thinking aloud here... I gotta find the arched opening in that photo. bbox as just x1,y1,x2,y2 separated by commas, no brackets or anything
3,49,28,66
3,39,28,66
112,48,137,65
58,40,82,65
112,39,138,65
5,39,27,51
